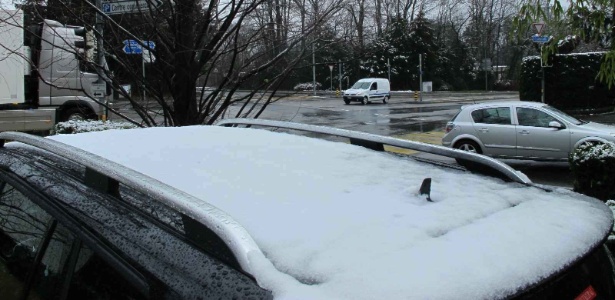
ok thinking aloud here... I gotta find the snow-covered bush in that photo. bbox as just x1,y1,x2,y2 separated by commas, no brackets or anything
293,82,322,91
570,142,615,201
52,120,139,135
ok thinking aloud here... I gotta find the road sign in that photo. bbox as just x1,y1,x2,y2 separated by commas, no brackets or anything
532,22,545,35
532,35,550,44
90,83,107,98
102,0,162,15
123,40,155,54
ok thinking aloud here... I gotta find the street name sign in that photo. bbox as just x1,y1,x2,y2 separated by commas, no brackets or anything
123,40,155,55
532,35,550,44
102,0,162,15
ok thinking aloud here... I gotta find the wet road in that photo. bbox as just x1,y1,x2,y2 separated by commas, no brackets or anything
253,92,512,136
247,92,615,189
111,91,615,188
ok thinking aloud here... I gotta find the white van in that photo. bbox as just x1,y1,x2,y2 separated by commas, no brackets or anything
343,78,391,105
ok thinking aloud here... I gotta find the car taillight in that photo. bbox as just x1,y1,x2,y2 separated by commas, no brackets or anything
575,285,597,300
445,123,455,133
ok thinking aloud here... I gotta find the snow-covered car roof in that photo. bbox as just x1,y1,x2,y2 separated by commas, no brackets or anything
461,100,547,110
41,125,611,299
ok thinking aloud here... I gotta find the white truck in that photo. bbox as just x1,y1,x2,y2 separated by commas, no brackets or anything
0,9,106,132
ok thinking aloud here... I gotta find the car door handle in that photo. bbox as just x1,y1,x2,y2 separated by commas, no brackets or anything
479,128,489,133
519,130,530,135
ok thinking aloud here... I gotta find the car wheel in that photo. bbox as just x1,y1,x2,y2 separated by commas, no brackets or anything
344,99,350,105
361,97,366,105
62,108,88,122
454,140,481,153
383,96,388,104
454,140,485,171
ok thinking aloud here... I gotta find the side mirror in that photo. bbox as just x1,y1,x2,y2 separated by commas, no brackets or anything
549,121,563,129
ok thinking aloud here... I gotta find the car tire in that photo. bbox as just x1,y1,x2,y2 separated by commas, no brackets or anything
383,96,388,104
454,140,487,172
361,97,366,105
344,99,350,105
62,108,89,122
454,140,481,153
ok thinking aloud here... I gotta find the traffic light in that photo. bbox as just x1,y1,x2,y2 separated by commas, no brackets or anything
73,27,97,63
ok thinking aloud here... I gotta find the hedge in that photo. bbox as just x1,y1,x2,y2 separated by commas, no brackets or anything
520,52,615,110
569,142,615,201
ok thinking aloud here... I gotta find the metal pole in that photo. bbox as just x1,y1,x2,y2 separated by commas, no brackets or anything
330,67,333,91
387,58,391,83
485,48,488,92
95,0,107,120
419,54,423,102
338,60,342,91
142,53,146,102
312,42,316,96
541,47,545,103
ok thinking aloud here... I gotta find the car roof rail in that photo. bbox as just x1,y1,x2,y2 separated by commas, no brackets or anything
216,118,532,185
0,131,263,277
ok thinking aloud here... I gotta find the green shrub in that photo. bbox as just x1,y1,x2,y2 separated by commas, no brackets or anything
569,142,615,201
52,120,139,135
520,52,615,110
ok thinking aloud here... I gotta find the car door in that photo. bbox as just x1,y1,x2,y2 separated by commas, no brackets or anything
369,82,381,100
515,107,571,159
470,106,517,157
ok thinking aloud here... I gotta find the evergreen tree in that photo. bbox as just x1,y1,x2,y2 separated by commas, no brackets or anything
408,10,439,90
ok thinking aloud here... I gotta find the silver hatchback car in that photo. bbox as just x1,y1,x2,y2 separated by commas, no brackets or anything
442,101,615,161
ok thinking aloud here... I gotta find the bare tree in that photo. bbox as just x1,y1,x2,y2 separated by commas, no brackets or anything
2,0,345,127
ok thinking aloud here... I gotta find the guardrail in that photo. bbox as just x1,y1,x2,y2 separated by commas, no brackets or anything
216,118,532,185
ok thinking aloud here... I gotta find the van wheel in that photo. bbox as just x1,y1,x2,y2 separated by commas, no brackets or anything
361,97,366,105
383,96,389,104
344,99,350,105
363,96,369,105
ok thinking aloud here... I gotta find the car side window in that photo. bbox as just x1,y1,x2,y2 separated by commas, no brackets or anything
517,107,559,128
371,83,377,90
0,177,152,300
65,243,147,300
27,221,75,299
0,181,53,300
471,107,511,125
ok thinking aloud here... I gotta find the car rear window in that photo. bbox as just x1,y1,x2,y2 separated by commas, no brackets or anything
471,107,511,124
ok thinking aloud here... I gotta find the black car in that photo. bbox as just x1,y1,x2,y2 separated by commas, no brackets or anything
0,120,614,300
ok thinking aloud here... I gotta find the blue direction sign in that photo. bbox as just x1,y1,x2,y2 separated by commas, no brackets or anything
532,35,550,44
122,40,155,54
102,0,163,15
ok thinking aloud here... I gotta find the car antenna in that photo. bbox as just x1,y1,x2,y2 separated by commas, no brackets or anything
419,178,432,202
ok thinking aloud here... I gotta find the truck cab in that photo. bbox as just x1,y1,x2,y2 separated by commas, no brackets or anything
0,10,106,132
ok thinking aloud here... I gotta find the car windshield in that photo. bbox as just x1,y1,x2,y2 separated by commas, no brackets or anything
351,82,371,89
543,106,586,125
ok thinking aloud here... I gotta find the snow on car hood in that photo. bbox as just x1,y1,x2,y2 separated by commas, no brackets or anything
343,88,366,95
49,126,612,300
580,121,615,133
